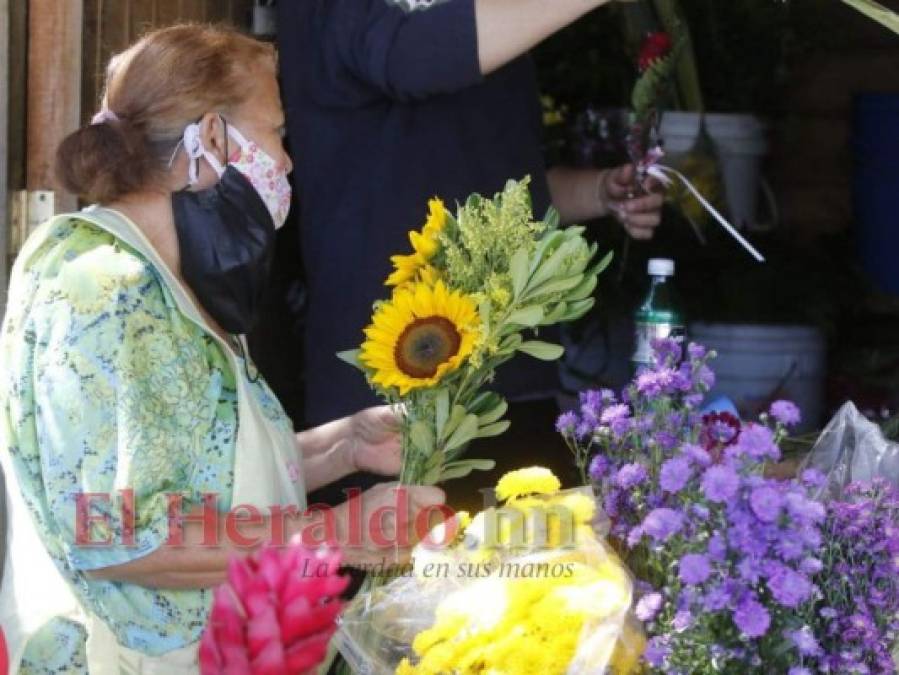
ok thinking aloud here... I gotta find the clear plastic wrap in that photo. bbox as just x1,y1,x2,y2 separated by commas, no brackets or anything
799,401,899,497
335,483,643,675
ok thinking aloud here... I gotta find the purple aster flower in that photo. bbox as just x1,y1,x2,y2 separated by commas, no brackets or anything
627,526,644,548
588,454,611,482
682,443,712,467
609,416,632,438
775,536,804,562
707,533,727,562
769,400,801,427
788,668,812,675
660,457,692,493
703,585,730,612
696,364,716,390
736,423,780,461
800,468,826,489
766,565,813,608
635,592,663,622
643,637,670,667
679,553,712,586
600,403,630,425
785,492,826,524
737,557,763,584
615,462,649,489
654,430,679,450
787,626,821,657
673,609,693,631
799,557,823,575
603,490,620,519
642,508,685,542
578,390,603,416
733,595,771,638
701,465,740,503
575,419,594,440
555,411,578,435
691,503,710,520
749,484,784,523
652,337,683,365
687,342,707,360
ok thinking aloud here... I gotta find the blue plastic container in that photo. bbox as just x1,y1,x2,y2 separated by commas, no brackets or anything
854,93,899,295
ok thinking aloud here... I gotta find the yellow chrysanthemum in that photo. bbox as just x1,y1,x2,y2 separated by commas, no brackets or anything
360,281,479,395
495,467,561,502
386,198,448,287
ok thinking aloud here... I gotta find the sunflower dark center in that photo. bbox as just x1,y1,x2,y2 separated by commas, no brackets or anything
394,316,462,379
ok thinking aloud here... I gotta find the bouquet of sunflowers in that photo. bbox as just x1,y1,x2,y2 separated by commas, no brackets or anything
336,467,645,674
340,178,611,485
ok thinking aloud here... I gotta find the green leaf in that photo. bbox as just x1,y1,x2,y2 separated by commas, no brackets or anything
590,250,614,278
506,305,545,328
543,206,561,230
476,420,511,439
336,349,364,371
469,391,501,415
840,0,899,35
565,274,598,303
518,340,565,361
510,247,530,300
561,298,595,322
524,274,583,301
441,405,468,442
529,230,566,277
435,389,450,440
477,398,508,425
529,238,581,289
410,421,435,454
438,459,497,482
541,301,569,325
499,333,523,352
445,414,479,452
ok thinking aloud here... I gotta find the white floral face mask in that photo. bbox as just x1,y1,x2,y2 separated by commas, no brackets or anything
181,120,292,229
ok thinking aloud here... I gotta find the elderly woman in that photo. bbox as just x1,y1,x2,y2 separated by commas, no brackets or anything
0,25,444,673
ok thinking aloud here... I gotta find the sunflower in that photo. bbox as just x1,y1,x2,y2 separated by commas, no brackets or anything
386,198,447,287
360,281,479,395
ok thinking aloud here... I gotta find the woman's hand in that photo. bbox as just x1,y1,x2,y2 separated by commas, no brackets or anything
333,482,447,568
600,163,666,240
348,406,403,476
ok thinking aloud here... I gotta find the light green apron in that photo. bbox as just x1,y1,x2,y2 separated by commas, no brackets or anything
0,206,307,673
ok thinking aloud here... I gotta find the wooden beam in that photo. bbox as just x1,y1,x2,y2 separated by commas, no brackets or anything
26,0,83,213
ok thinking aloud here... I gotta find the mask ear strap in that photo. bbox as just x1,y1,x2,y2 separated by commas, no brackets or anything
182,121,226,185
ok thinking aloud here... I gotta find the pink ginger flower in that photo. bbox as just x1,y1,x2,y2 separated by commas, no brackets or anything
199,543,349,675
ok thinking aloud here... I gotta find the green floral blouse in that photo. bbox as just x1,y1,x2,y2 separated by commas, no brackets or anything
0,216,293,672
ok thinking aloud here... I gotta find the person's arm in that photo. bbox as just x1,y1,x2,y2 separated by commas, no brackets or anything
547,164,666,240
475,0,613,75
297,406,403,492
317,0,621,103
87,482,446,588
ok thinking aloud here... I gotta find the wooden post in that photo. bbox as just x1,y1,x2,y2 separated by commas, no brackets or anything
26,0,83,214
0,0,9,319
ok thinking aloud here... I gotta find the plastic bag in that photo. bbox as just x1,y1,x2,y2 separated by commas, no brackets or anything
799,401,899,498
335,482,643,675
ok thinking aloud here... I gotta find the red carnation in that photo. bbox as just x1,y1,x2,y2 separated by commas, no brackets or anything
638,32,673,72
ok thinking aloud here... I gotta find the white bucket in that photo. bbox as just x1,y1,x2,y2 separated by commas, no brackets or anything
690,323,827,433
660,112,774,231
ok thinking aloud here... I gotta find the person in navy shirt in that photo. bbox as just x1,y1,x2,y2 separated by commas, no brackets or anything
278,0,664,427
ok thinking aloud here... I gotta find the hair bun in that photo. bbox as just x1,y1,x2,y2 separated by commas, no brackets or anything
56,114,156,204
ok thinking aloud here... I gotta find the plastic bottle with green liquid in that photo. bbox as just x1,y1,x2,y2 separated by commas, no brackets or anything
632,258,686,368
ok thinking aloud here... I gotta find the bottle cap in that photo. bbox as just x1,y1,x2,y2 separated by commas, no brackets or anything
648,258,675,277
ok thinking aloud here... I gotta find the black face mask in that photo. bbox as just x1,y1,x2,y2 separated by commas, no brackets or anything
172,165,276,335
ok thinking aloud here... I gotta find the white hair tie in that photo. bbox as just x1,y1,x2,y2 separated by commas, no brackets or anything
90,109,119,125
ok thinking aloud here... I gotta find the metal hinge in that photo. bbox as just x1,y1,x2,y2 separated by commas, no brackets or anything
9,190,55,258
